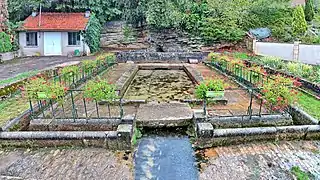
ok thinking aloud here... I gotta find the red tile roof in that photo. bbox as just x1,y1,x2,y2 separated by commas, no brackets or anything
23,12,89,31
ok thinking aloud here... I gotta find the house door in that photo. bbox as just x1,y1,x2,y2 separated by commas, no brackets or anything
44,32,62,56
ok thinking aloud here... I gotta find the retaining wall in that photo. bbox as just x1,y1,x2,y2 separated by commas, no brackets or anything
196,124,320,148
116,51,205,63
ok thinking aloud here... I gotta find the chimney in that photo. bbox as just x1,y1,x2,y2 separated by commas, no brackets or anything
85,9,90,18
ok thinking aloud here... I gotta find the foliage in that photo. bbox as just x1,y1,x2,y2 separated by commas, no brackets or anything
24,77,67,101
120,0,146,27
96,53,116,65
0,32,13,53
83,14,102,53
123,24,135,42
60,65,80,81
132,127,143,145
82,60,97,73
84,78,117,102
8,0,121,24
260,56,286,69
286,62,313,78
195,79,225,99
305,0,315,22
261,75,299,111
292,5,308,37
291,166,313,180
233,52,249,60
208,52,219,61
146,0,182,29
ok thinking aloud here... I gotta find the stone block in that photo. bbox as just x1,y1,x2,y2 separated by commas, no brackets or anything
197,123,214,138
117,124,132,140
194,109,206,120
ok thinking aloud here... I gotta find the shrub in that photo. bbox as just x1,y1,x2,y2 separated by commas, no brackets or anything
292,5,308,37
84,78,117,102
260,56,285,69
0,32,13,53
60,65,80,81
195,79,225,99
305,0,315,22
286,62,313,78
233,52,249,60
261,75,299,111
82,60,97,73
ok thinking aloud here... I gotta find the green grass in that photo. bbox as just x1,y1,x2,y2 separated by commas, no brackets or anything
0,70,39,86
298,92,320,120
0,97,29,127
291,166,313,180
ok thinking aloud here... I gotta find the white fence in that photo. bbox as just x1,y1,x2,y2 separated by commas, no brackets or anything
254,41,320,65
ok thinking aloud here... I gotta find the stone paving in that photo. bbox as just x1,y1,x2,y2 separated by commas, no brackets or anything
200,140,320,180
0,56,95,80
0,148,132,180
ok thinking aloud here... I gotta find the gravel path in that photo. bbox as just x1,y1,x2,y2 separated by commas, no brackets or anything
0,148,132,180
200,140,320,180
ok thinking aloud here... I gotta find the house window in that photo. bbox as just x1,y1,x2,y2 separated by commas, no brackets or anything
68,32,80,46
26,32,38,46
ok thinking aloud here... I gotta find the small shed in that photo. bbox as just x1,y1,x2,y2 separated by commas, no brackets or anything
18,12,90,56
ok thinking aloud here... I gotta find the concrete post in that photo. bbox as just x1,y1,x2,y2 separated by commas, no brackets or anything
252,39,257,54
293,41,300,62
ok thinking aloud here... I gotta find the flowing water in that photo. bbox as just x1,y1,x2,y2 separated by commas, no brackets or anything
134,136,198,180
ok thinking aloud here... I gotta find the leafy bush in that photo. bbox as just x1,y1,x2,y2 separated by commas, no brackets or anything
0,32,13,53
305,0,315,22
60,65,80,81
286,62,313,78
82,60,97,73
84,78,117,102
292,5,308,37
233,52,249,60
195,79,225,99
261,75,299,111
260,56,285,69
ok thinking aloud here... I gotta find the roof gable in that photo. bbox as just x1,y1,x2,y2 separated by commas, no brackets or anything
23,12,89,31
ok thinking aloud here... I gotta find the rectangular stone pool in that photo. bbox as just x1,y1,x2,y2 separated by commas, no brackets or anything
123,68,196,102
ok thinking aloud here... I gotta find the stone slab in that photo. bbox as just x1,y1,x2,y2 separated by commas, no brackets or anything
197,123,214,138
136,102,193,127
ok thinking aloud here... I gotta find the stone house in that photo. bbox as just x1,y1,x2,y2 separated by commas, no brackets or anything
18,12,91,56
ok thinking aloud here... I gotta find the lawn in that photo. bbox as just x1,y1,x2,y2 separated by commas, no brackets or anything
0,70,39,87
298,92,320,120
0,96,29,127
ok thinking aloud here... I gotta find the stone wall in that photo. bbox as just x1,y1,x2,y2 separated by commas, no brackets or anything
116,51,205,62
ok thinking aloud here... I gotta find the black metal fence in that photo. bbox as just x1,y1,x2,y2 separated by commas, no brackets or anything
30,89,124,120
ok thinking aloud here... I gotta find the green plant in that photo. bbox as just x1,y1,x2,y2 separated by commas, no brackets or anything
260,56,285,69
132,127,142,145
84,78,118,102
293,5,308,37
123,24,134,42
305,0,315,22
233,52,249,60
291,166,313,180
261,75,299,111
83,14,102,53
82,60,97,73
0,32,13,53
60,65,80,81
195,79,224,99
208,52,219,61
24,77,67,102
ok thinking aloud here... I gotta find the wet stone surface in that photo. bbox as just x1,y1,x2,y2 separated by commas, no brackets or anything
0,148,132,180
135,136,198,180
124,70,195,102
200,141,320,180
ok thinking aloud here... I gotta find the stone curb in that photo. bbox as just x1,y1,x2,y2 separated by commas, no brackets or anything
290,106,319,124
0,131,118,140
204,114,293,128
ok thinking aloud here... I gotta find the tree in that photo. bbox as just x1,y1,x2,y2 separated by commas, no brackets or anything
305,0,315,21
292,5,308,37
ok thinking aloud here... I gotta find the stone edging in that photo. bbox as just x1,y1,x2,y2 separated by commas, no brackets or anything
196,124,320,147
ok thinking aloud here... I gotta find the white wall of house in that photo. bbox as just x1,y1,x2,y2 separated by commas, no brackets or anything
19,31,89,56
